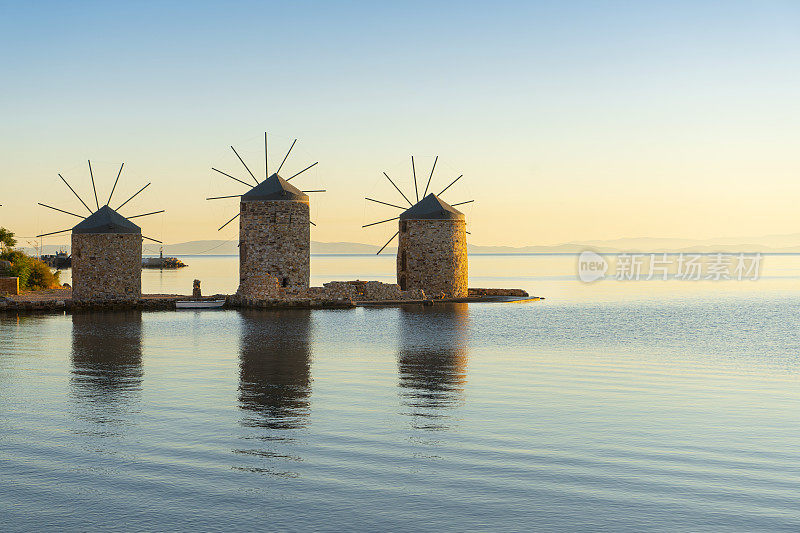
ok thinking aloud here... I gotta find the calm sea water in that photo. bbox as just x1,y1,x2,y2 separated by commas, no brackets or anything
3,254,800,531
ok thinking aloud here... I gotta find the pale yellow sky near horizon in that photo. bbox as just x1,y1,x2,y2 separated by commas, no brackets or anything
2,3,799,249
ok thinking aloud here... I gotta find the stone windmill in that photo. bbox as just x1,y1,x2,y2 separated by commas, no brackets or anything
207,133,323,297
37,161,163,302
364,156,472,298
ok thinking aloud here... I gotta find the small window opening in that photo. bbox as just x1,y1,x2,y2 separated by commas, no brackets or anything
400,221,408,233
401,250,407,270
282,277,289,287
399,275,407,291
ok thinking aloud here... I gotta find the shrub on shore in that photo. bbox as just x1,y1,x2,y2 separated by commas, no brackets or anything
0,227,61,291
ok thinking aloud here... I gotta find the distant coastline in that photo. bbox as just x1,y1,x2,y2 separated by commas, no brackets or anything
24,233,800,257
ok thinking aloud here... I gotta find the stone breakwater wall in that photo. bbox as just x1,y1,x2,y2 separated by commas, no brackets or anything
227,293,355,310
0,277,19,296
321,281,425,301
0,297,181,314
72,233,142,302
238,199,310,296
397,219,468,298
468,288,529,297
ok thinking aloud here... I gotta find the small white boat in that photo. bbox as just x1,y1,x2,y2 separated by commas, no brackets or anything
175,299,226,309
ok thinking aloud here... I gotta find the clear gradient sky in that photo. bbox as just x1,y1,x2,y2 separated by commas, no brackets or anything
1,1,799,249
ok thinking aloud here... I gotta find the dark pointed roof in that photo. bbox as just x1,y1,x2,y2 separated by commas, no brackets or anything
241,173,309,202
72,205,141,234
399,193,465,221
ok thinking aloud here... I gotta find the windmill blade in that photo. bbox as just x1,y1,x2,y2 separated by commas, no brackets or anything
362,216,400,228
116,182,151,211
212,167,254,188
365,197,404,209
107,163,124,206
451,200,474,207
376,231,399,255
37,202,86,219
206,194,242,200
276,139,297,174
218,212,240,231
286,161,318,181
301,189,326,193
264,132,268,180
142,236,162,243
411,156,418,202
231,145,259,185
422,155,438,198
36,228,72,238
383,172,412,206
128,209,165,219
59,173,93,214
88,160,100,210
437,174,463,196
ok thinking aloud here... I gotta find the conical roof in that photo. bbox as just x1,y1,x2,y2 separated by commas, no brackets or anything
241,173,309,202
399,193,465,221
72,205,141,234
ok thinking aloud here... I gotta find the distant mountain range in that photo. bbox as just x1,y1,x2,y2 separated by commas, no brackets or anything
23,233,800,256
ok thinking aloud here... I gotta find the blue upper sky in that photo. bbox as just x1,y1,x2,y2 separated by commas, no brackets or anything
2,1,799,246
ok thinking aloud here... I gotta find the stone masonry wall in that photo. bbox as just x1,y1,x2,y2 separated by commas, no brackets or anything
397,219,468,298
323,281,425,301
238,199,310,297
0,277,19,295
71,233,142,302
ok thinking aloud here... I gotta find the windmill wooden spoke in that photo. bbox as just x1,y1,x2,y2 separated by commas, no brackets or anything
383,172,412,206
212,167,254,188
276,139,297,174
365,197,404,209
286,161,318,181
411,156,419,202
36,228,72,238
206,194,242,200
466,231,471,235
302,189,326,193
231,145,259,185
376,231,399,255
362,216,400,228
107,163,124,206
59,173,93,214
128,209,165,219
264,132,268,179
116,182,151,211
88,160,100,210
423,155,437,198
37,202,86,219
310,220,317,227
451,200,474,206
218,212,240,231
437,174,463,196
142,236,162,243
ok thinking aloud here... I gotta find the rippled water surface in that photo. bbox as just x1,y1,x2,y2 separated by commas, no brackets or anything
3,255,800,531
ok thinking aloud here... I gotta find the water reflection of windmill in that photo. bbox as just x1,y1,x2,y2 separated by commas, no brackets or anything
236,309,312,476
398,304,469,431
207,133,324,294
36,161,163,302
70,311,143,437
364,156,471,298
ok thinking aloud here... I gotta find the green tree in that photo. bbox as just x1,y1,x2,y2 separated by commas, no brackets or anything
0,227,16,250
0,249,61,290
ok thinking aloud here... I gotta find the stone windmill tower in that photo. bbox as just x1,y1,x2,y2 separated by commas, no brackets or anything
208,134,323,297
37,161,163,302
364,156,472,298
